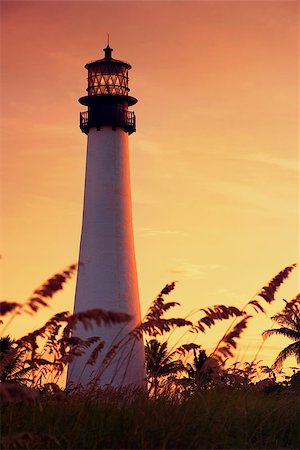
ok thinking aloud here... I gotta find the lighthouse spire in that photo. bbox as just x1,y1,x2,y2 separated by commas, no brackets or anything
103,44,112,60
104,34,113,60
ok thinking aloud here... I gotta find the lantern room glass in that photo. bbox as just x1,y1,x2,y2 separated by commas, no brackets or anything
87,64,129,96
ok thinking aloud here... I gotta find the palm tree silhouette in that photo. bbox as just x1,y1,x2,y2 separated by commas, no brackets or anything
145,339,183,398
0,335,32,384
183,348,219,389
185,348,208,379
262,304,300,370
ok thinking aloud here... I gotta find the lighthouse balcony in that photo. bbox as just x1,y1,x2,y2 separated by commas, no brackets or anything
80,108,136,135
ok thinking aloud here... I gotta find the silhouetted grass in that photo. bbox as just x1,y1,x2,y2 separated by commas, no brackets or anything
1,263,299,449
1,387,299,449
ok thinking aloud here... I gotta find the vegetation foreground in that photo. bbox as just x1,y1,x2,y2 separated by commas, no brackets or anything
1,386,300,449
1,263,300,449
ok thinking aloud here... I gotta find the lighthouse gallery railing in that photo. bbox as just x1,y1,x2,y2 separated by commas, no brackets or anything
80,108,136,135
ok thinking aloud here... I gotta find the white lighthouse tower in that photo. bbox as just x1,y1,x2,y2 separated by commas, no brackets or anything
67,45,145,388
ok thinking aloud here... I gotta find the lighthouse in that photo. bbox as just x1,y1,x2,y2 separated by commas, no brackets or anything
67,45,145,388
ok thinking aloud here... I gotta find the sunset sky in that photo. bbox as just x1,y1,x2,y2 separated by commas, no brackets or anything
1,1,299,369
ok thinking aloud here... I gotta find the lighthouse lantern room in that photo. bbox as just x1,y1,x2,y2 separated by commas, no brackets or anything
79,45,136,135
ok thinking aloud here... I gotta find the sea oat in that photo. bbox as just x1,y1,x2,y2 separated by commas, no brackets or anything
25,264,78,314
1,265,78,337
175,343,201,356
143,282,179,322
87,340,105,365
247,300,266,314
257,264,297,304
215,315,251,361
195,305,245,333
33,264,77,299
131,282,191,340
0,301,21,316
62,308,131,337
132,317,192,339
101,343,122,367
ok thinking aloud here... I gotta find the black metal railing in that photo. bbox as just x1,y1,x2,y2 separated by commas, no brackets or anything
80,111,89,128
80,108,135,135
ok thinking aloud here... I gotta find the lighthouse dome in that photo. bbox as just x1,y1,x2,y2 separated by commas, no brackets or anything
81,45,137,103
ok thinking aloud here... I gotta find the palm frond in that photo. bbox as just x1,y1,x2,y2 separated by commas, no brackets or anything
10,366,34,379
282,294,300,315
262,327,300,342
158,360,184,376
273,341,300,370
271,313,300,332
145,339,184,379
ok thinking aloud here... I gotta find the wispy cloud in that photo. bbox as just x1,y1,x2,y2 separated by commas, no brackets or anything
208,178,297,214
169,263,219,280
238,152,299,173
137,227,187,237
135,139,162,155
215,288,242,303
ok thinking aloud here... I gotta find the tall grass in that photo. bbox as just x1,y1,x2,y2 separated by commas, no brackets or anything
1,387,300,449
1,263,299,449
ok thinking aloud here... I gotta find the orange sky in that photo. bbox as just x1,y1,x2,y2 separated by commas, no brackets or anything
1,1,299,369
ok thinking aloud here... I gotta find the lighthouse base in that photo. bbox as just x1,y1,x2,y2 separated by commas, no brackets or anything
66,323,145,388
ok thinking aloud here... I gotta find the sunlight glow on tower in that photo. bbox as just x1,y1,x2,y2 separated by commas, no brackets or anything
67,45,145,387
